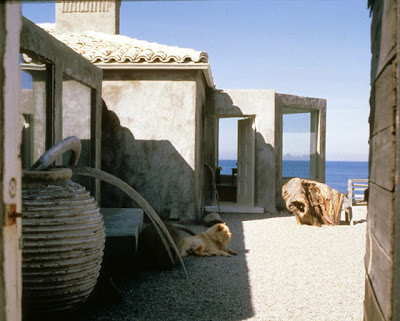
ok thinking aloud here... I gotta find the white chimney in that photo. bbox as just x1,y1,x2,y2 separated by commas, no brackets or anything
55,0,121,34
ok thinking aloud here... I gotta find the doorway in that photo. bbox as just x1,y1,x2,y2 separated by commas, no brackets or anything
217,116,255,206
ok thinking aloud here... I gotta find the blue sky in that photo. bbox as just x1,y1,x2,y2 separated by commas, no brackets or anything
23,0,371,161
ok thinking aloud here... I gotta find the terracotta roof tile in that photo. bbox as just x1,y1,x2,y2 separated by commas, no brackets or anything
38,23,209,64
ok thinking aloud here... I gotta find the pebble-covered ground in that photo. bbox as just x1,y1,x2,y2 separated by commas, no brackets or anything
74,207,367,321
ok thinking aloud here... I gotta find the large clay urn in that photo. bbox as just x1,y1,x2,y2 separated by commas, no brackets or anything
21,138,105,314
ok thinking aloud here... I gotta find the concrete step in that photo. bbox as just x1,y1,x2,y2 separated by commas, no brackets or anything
205,202,264,214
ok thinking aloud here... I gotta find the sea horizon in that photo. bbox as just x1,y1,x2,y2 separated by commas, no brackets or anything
219,159,368,162
218,159,368,194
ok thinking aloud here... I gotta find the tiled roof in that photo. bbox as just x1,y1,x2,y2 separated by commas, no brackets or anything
38,23,209,64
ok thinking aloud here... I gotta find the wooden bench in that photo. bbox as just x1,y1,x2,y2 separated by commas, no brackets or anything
100,208,144,275
344,179,368,224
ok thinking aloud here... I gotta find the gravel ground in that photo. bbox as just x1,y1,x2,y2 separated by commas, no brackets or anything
75,207,367,321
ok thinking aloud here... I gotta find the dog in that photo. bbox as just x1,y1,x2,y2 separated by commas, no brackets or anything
180,223,237,257
138,222,196,270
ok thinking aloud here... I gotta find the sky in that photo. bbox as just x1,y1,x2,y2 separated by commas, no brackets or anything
22,0,371,161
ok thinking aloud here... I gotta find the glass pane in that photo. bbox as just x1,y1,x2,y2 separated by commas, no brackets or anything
282,112,311,178
20,53,48,169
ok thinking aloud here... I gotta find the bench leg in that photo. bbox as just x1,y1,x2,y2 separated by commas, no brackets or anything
345,207,353,225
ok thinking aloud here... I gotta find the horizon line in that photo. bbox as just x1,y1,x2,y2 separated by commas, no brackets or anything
218,158,369,162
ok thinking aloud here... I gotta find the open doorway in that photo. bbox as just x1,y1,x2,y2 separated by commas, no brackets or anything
217,116,255,206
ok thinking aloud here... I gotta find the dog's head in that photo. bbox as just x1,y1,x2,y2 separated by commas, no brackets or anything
207,223,232,244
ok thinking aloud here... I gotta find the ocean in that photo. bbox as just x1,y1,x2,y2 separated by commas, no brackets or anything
218,159,368,194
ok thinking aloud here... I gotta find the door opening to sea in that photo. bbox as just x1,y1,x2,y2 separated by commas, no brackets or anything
217,116,255,206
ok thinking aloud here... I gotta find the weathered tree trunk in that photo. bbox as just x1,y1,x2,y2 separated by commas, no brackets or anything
282,178,344,226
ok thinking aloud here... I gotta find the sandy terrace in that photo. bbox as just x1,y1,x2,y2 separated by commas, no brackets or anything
73,206,367,321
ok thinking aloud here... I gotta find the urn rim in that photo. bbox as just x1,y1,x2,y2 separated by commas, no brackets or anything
22,168,73,181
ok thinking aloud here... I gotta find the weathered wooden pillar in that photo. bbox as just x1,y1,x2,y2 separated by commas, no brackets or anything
365,0,400,320
0,3,23,320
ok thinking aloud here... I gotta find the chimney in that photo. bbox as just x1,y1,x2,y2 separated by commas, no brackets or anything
55,0,121,34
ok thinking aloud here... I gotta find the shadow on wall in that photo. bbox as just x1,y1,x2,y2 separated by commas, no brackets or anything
212,89,246,116
101,101,196,221
254,131,277,212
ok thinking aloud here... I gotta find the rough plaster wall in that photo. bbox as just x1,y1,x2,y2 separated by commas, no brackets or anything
62,79,91,140
103,80,196,167
101,75,199,221
212,89,276,213
62,79,93,189
31,72,47,162
21,89,33,114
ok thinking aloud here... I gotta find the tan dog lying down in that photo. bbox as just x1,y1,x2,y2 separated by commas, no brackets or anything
180,223,237,257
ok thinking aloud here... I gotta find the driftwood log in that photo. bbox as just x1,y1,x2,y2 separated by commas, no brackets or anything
282,178,344,226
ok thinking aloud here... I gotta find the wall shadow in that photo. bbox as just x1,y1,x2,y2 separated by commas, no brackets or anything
101,102,197,220
211,89,246,116
255,131,279,214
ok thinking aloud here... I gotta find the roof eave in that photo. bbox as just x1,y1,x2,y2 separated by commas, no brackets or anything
95,62,215,88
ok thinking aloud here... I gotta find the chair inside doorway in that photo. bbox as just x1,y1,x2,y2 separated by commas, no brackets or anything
216,115,255,205
216,165,237,202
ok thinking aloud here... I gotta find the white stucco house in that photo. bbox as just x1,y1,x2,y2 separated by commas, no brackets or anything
34,0,326,222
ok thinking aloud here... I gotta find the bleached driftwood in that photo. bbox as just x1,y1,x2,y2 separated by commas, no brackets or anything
282,178,344,226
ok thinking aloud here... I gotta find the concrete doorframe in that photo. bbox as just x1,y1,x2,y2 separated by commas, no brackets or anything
215,115,259,209
237,117,255,206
